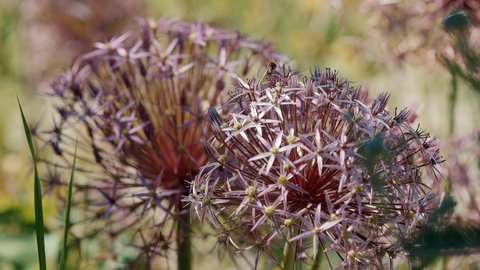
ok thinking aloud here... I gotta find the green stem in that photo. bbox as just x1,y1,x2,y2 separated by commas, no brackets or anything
445,73,458,197
441,255,447,270
448,73,458,135
59,142,77,270
282,231,295,270
177,201,192,270
311,245,323,270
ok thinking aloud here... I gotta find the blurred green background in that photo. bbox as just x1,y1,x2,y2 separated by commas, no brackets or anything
1,0,479,269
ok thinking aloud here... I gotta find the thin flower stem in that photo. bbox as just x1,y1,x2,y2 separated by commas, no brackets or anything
440,256,447,270
311,242,323,270
445,72,457,197
282,231,295,270
59,142,77,270
448,73,458,135
177,201,192,270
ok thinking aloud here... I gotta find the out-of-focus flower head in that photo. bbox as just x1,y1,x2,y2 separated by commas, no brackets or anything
38,0,142,48
37,18,286,263
24,0,142,82
446,131,480,223
190,67,443,268
361,0,480,64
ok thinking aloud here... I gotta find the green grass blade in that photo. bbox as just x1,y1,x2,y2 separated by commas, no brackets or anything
59,141,77,270
18,98,47,270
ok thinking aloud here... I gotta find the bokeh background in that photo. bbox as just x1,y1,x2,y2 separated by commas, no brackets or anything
1,0,479,269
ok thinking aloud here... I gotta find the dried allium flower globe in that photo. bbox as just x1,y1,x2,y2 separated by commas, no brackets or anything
38,18,285,265
189,67,443,269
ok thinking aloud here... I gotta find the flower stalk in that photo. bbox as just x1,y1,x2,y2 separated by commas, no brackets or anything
177,201,192,270
281,231,295,270
311,242,323,270
448,69,458,135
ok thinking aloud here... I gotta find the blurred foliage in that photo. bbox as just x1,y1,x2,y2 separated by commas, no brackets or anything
404,196,480,269
441,10,480,93
1,0,480,269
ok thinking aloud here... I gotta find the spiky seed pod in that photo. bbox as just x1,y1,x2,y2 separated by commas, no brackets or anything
38,18,286,264
190,67,443,269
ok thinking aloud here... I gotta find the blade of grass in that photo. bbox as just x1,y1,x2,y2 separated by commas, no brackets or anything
59,141,77,270
18,98,47,270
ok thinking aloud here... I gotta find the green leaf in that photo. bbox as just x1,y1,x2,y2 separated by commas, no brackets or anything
429,195,456,225
405,225,480,269
59,141,77,270
402,195,465,269
360,135,387,191
18,97,47,270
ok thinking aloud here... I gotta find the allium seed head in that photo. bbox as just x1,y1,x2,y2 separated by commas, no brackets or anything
190,67,443,268
38,18,286,264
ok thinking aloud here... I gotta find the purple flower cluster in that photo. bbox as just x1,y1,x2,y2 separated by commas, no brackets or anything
189,67,442,268
36,16,445,269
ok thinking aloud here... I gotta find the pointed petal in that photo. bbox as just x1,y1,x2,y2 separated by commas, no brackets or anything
249,152,272,162
315,130,321,146
319,218,343,231
316,156,323,176
265,156,275,174
290,230,314,242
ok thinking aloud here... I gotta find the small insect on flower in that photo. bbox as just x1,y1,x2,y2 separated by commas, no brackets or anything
36,18,287,266
266,61,277,79
190,67,443,269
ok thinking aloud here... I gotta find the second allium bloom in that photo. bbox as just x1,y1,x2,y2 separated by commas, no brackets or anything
190,67,442,268
41,18,285,260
